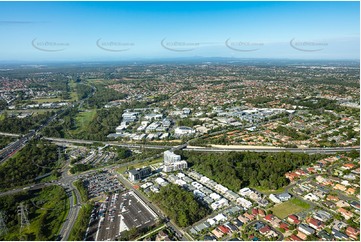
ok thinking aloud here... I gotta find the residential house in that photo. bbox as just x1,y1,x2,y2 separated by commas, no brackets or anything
336,200,350,208
218,225,230,234
345,226,360,240
332,229,349,240
279,222,290,231
313,210,332,222
317,230,333,241
233,219,244,230
237,214,249,224
211,229,224,239
244,212,255,221
326,195,339,202
278,192,292,202
304,193,319,201
338,207,354,220
264,214,274,222
288,214,301,224
289,234,302,241
259,226,271,235
334,184,347,192
296,231,308,241
298,224,315,235
307,217,325,230
269,194,281,204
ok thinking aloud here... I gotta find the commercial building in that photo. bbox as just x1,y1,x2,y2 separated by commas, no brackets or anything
164,150,181,164
174,126,195,136
163,150,188,172
128,167,152,182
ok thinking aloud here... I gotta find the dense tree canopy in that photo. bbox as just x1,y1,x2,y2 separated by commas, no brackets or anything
0,141,59,191
86,85,127,108
0,111,52,134
150,184,210,227
0,136,15,149
179,151,326,191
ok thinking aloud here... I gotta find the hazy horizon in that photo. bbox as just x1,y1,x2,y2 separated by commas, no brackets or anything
0,1,359,62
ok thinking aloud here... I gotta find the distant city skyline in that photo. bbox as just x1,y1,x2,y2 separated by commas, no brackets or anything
0,1,359,61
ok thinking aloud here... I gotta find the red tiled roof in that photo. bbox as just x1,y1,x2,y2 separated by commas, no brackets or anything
252,208,258,215
265,214,274,221
259,226,271,234
290,235,302,241
218,225,230,234
307,217,324,228
258,209,266,216
288,214,298,221
346,226,360,237
280,222,289,230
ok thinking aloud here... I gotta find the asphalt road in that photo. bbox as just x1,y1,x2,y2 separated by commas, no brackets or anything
184,146,359,154
43,137,174,149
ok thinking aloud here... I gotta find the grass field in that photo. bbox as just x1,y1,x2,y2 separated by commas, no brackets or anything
75,109,97,129
69,79,79,101
67,109,97,136
8,109,55,115
116,157,163,175
31,97,63,103
271,198,311,219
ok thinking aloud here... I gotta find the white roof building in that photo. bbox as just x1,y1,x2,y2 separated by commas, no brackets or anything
174,126,195,136
269,194,281,204
210,193,221,201
215,184,228,194
239,187,253,197
236,197,252,209
214,213,227,223
304,193,320,201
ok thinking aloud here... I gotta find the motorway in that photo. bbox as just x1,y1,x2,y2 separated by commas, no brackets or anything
0,109,63,164
43,137,174,149
2,134,358,155
184,146,359,154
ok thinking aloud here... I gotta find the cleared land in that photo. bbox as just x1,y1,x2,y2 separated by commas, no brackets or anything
271,198,311,219
67,109,97,137
69,80,79,101
31,97,63,103
116,157,163,175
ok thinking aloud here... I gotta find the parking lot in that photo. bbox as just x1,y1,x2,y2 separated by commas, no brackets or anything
82,171,125,198
88,190,158,241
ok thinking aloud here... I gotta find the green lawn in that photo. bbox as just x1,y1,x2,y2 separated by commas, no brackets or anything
8,109,55,116
271,198,310,219
75,110,97,129
69,79,79,101
31,97,63,103
67,109,97,136
116,157,163,174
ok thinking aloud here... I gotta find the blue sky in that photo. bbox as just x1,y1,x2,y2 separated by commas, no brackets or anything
0,1,359,61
